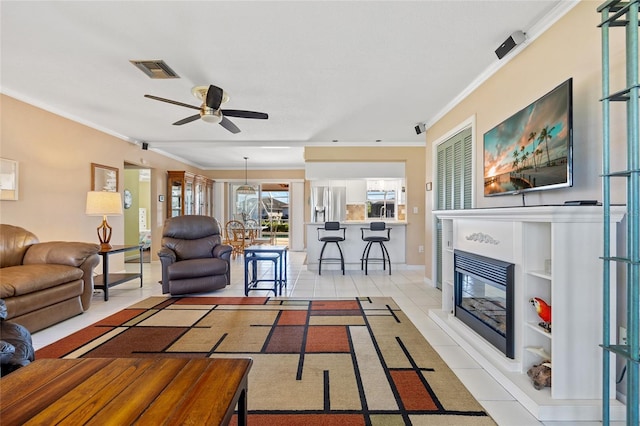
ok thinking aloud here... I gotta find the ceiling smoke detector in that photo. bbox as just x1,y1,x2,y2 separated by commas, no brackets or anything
130,60,179,79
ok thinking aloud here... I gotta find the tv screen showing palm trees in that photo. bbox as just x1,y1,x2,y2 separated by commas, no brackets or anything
483,78,573,196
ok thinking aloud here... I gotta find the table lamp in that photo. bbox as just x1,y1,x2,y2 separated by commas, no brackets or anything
86,191,123,251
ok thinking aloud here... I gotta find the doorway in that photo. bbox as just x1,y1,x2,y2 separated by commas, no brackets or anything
229,182,289,245
260,183,289,245
123,165,152,263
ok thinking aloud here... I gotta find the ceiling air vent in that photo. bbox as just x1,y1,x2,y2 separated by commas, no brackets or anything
130,60,179,79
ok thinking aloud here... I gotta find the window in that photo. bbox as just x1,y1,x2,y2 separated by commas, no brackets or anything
366,180,397,219
229,182,290,242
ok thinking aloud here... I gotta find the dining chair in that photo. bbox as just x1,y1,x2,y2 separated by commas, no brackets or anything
225,220,247,258
244,218,271,245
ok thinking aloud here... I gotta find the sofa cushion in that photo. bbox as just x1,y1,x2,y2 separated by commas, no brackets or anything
4,283,83,327
0,264,83,298
162,237,217,261
168,258,228,280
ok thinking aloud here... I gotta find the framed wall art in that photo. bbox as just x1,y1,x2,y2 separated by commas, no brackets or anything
91,163,119,192
0,158,19,200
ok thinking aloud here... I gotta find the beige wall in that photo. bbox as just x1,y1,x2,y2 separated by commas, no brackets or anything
0,94,204,266
304,146,426,266
424,1,628,278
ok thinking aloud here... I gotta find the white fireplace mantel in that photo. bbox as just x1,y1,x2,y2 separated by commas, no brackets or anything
433,204,626,223
431,205,626,422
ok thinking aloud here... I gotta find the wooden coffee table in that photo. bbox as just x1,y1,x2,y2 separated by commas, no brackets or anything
0,357,252,425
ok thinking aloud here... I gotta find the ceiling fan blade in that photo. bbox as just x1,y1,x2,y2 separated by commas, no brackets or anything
144,94,200,111
173,114,201,125
205,85,224,110
220,116,241,134
221,109,269,120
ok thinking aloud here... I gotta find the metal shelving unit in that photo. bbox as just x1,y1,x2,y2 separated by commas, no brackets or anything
598,1,639,424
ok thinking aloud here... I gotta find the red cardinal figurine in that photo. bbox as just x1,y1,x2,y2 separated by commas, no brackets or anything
530,297,551,332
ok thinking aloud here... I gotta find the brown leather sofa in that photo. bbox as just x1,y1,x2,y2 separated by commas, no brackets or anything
0,224,100,332
158,215,232,295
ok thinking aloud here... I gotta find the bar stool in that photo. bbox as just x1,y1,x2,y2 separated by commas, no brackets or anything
360,222,391,275
317,221,346,275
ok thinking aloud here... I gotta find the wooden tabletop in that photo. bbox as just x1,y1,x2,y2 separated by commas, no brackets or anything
0,357,252,425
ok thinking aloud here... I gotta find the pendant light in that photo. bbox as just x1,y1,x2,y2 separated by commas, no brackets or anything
237,156,256,194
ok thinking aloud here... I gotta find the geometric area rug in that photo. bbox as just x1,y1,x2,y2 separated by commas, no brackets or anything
36,296,496,425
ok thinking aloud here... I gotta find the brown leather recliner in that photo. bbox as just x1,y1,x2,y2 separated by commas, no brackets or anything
0,299,34,376
0,224,100,332
158,215,233,295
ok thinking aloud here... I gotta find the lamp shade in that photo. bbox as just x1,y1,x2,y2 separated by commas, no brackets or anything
86,191,123,216
236,156,256,194
236,184,256,194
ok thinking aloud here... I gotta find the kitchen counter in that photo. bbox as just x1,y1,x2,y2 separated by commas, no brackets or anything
306,221,408,225
306,222,406,272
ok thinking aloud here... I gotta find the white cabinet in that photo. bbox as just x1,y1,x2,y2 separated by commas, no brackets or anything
433,206,626,421
346,180,366,203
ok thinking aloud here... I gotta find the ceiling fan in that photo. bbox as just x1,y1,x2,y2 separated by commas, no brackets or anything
144,84,268,134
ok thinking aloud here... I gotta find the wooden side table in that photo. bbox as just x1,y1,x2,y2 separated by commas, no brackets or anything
95,245,143,301
0,358,252,425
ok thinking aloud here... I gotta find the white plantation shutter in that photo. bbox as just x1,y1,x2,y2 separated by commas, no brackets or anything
435,127,473,288
463,135,473,206
437,127,472,210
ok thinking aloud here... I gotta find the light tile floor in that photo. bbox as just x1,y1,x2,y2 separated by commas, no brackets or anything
31,252,622,426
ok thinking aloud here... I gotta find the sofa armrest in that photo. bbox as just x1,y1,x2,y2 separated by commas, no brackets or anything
79,253,100,310
23,242,100,267
213,244,232,285
213,244,232,261
23,242,101,310
158,247,177,294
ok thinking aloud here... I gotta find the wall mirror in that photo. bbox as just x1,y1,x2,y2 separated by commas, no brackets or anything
91,163,119,192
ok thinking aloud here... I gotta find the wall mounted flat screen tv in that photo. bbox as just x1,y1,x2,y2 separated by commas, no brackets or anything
484,78,573,196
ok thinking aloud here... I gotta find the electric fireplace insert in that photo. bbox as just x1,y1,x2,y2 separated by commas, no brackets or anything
454,249,514,359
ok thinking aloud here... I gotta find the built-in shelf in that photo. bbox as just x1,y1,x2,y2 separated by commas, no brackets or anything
527,270,551,280
433,206,626,422
526,322,552,339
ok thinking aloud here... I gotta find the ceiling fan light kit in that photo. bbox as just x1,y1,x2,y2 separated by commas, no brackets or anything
200,108,222,124
144,84,268,134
